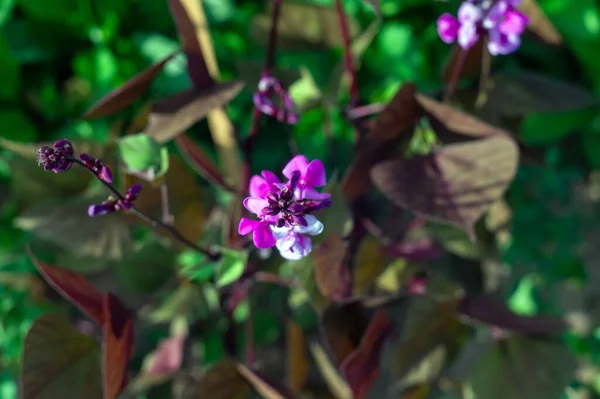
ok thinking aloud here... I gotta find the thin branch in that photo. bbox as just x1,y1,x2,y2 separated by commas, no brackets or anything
444,48,468,103
160,181,174,225
71,158,219,260
335,0,360,107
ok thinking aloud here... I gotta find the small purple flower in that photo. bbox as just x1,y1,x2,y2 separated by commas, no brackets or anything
36,139,74,173
437,0,529,55
253,75,299,125
88,184,142,217
238,155,330,259
80,153,113,183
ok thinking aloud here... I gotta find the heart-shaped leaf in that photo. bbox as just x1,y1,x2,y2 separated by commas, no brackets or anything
21,314,103,399
82,52,177,119
145,82,244,143
118,134,168,176
371,134,518,239
314,234,351,300
103,293,134,399
183,358,251,398
29,249,105,325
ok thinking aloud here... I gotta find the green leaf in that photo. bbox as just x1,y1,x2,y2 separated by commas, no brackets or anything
21,314,102,399
520,106,599,145
0,108,38,142
118,133,168,177
0,32,20,101
0,0,15,28
216,249,248,288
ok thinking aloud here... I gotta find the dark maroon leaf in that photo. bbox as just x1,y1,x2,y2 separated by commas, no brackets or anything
314,234,352,300
21,314,102,399
145,82,245,143
459,295,566,334
321,302,370,366
29,248,105,325
343,83,418,201
175,133,231,191
167,0,213,89
103,293,134,399
340,311,392,399
371,134,518,239
442,40,485,84
383,239,443,261
235,363,296,399
183,358,251,398
82,52,177,119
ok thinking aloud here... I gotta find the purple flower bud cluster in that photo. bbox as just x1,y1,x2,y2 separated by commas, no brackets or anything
36,139,143,218
238,155,331,260
36,139,74,173
79,153,113,184
253,75,299,125
88,184,142,217
437,0,529,56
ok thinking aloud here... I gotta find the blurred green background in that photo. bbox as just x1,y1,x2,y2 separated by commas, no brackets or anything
3,0,600,397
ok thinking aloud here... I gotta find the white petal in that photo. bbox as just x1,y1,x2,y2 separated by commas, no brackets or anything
294,215,324,236
270,224,292,240
276,235,296,252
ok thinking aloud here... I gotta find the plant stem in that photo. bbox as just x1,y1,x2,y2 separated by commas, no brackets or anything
444,48,468,103
335,0,360,107
160,181,174,225
475,41,491,109
71,158,219,260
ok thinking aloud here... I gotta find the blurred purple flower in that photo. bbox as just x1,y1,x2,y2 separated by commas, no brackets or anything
238,155,330,259
253,75,299,124
80,153,113,183
36,139,74,173
88,184,142,217
436,0,529,55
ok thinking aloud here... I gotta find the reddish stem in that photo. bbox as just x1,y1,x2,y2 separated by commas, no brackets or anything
335,0,360,107
444,48,468,103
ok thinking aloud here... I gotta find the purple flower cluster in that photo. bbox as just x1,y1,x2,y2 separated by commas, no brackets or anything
238,155,331,260
36,139,74,173
88,184,142,217
253,75,299,125
437,0,529,55
37,139,143,218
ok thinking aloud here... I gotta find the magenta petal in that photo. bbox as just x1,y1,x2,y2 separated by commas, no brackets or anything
302,188,331,200
437,13,459,44
243,197,269,215
261,170,281,186
282,155,309,179
249,175,268,198
253,222,276,249
303,159,326,187
499,10,529,35
238,218,259,235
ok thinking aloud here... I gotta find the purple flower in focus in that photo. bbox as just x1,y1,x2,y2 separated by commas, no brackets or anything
238,155,330,259
88,184,142,217
436,0,529,55
80,153,113,183
36,139,74,173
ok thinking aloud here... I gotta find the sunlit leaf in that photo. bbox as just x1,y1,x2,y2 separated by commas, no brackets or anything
119,133,169,177
82,52,177,119
251,1,361,50
353,235,390,295
103,293,134,399
371,134,518,239
520,0,562,45
21,314,102,399
29,249,105,325
145,82,244,143
216,249,248,288
16,194,132,261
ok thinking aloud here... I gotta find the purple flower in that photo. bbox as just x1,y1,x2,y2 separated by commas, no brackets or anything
253,75,299,125
238,155,330,259
36,139,74,173
80,153,113,183
437,0,529,55
88,184,142,217
437,13,459,43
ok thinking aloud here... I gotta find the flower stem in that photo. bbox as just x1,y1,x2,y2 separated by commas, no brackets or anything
444,48,468,103
335,0,360,107
71,158,220,261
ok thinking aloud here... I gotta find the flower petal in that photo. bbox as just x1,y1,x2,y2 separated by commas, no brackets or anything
278,235,311,260
243,197,269,215
238,218,259,235
282,155,309,179
302,188,331,200
437,13,459,44
261,170,281,186
253,222,277,249
249,175,269,198
271,224,293,240
295,215,324,236
303,159,327,187
275,235,296,252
